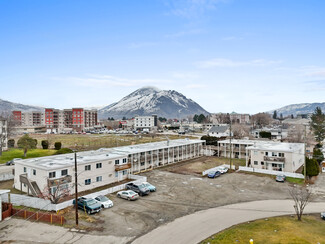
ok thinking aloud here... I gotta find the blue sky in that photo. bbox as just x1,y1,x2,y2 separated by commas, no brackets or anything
1,0,325,114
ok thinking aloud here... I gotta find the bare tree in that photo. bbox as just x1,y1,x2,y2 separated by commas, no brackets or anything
41,182,71,204
232,124,250,139
211,113,230,124
0,119,7,156
251,113,272,128
289,185,312,221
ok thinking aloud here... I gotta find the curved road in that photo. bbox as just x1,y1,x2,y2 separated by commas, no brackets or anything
132,200,325,244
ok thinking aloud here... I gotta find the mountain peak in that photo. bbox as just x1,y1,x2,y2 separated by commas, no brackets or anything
99,87,209,119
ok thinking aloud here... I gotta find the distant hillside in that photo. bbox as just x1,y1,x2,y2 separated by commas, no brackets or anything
269,102,325,116
0,98,43,114
99,86,209,119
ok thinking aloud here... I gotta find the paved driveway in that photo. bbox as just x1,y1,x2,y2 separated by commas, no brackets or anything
132,199,325,244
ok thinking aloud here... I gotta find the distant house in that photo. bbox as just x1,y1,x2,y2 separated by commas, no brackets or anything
134,115,158,131
208,125,231,138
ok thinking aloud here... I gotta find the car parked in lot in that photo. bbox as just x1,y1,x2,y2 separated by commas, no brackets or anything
276,174,286,182
141,182,156,192
126,182,150,196
208,170,221,178
321,212,325,220
93,195,113,208
5,158,22,166
117,190,139,201
217,166,229,174
73,197,101,214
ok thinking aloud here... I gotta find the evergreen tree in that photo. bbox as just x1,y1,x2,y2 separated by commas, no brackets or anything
193,114,199,122
310,107,325,144
273,110,277,119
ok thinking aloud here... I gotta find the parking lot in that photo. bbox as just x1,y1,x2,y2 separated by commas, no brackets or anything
71,165,308,240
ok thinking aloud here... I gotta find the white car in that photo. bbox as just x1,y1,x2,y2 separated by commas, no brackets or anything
217,166,229,174
116,190,139,201
93,195,114,208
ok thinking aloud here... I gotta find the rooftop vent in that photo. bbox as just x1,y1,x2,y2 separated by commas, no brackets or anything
106,154,109,157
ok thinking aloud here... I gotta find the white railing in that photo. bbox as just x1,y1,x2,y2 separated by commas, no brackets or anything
3,174,147,211
238,166,304,179
202,164,235,176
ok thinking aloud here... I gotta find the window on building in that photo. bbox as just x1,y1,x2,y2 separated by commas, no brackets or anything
141,162,145,166
265,152,268,156
96,176,102,182
254,161,258,165
279,153,285,157
33,169,36,176
122,158,127,163
24,167,26,173
272,152,277,157
85,165,91,171
85,179,91,185
115,172,118,177
261,161,264,165
96,163,102,168
122,170,127,175
115,159,119,165
49,171,56,178
61,169,68,176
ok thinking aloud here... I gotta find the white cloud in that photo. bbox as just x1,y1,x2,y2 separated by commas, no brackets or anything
165,29,203,38
52,74,171,88
185,84,207,89
128,42,158,48
164,0,228,18
196,58,282,68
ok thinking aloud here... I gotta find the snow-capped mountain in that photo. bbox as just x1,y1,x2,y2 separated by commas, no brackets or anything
0,98,43,114
268,102,325,117
98,86,209,119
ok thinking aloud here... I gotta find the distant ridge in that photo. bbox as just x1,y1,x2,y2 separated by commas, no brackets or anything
0,98,43,114
268,102,325,116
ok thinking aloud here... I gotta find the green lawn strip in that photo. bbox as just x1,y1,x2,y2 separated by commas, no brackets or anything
201,215,325,244
0,149,57,164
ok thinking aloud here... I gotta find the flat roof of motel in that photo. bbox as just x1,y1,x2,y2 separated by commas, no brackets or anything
15,139,204,171
219,139,304,152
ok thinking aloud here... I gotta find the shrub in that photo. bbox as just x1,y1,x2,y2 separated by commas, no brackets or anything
259,131,272,139
7,139,15,148
54,142,62,150
41,140,49,149
303,157,320,177
200,136,221,146
55,148,73,155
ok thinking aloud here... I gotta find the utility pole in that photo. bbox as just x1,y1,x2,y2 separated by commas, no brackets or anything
74,151,79,226
229,117,232,170
304,124,307,182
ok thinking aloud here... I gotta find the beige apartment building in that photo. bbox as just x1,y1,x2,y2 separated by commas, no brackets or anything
217,139,304,173
14,139,205,197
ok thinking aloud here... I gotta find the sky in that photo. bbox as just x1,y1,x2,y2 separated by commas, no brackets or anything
1,0,325,114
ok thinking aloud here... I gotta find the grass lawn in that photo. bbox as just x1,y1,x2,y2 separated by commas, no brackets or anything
12,134,194,151
201,215,325,244
0,149,57,164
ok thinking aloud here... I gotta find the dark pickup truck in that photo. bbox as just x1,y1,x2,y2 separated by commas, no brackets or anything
73,197,101,214
125,183,150,196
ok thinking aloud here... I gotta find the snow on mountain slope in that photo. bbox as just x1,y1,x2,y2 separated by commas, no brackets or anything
0,98,43,114
99,86,209,119
268,102,325,116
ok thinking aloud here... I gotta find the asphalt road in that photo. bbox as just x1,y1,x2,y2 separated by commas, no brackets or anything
132,199,325,244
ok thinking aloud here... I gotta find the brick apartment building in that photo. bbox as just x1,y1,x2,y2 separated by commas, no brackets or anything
12,108,98,133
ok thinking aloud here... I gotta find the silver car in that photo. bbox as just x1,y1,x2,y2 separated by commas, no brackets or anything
116,190,139,201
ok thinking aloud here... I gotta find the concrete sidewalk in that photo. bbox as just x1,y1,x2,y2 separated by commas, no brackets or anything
132,199,325,244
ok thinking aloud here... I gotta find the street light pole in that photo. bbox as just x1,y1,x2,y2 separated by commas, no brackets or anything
74,151,79,226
